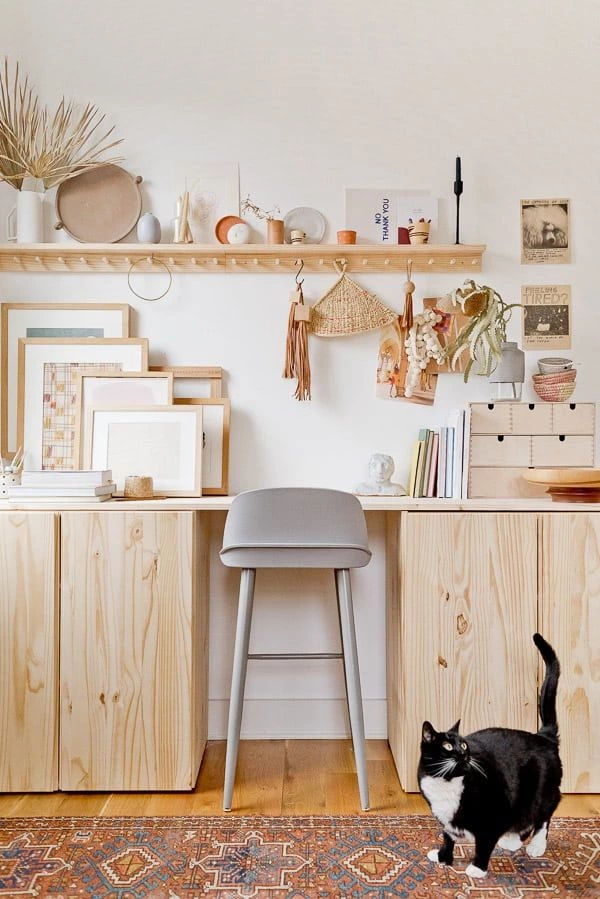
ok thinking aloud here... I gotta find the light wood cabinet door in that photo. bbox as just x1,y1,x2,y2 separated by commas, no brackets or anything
539,514,600,791
388,512,538,791
60,511,208,791
0,512,59,791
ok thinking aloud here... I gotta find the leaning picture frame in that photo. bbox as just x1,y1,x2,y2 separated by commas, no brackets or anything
17,337,148,471
73,370,174,467
174,397,230,494
83,405,203,497
149,365,224,398
1,302,130,455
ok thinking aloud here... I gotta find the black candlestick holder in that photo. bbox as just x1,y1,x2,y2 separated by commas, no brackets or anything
454,178,463,245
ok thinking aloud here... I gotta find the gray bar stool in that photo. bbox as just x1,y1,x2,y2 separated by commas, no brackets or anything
220,487,372,811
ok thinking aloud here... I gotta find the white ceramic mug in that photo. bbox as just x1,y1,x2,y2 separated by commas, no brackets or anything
7,190,45,243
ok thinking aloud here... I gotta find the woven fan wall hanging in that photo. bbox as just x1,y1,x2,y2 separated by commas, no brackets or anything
310,261,397,336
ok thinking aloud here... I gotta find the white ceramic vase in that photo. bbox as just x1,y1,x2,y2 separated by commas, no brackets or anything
7,188,45,243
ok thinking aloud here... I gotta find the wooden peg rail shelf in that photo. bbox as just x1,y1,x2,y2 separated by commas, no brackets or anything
0,243,485,274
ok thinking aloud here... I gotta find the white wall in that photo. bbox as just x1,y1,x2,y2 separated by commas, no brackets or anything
3,0,600,738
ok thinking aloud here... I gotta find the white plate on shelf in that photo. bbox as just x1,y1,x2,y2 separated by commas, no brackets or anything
283,207,326,244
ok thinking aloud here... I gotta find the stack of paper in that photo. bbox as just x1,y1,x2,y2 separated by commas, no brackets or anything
8,470,115,502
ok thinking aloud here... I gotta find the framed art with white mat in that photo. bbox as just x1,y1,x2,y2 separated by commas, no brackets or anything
84,405,203,496
1,303,130,455
174,397,230,494
73,370,174,467
17,338,147,471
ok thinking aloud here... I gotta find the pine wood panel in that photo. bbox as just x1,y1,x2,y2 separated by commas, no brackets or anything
390,512,538,791
60,511,208,791
0,512,59,791
539,514,600,791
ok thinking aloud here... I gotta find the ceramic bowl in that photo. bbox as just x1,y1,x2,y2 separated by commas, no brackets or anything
537,357,573,374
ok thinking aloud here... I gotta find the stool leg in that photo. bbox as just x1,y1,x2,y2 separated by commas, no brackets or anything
223,567,256,811
335,568,370,811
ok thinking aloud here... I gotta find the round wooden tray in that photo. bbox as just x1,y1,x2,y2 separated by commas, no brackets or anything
55,164,143,242
523,468,600,486
546,486,600,503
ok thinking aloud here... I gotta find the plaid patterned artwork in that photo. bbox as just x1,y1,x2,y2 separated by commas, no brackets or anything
41,362,122,469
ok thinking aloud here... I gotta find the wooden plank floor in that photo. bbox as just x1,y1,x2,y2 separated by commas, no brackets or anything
1,740,598,818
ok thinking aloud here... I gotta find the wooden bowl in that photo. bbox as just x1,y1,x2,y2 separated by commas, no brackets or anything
522,468,600,503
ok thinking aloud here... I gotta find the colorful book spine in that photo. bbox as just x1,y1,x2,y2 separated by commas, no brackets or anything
408,441,423,497
427,432,440,497
437,428,447,498
445,428,455,498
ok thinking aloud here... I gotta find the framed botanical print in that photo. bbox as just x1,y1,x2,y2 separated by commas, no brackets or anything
17,337,147,471
1,302,129,455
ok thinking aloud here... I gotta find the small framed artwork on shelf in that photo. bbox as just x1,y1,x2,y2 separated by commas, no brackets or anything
73,370,174,467
83,405,204,496
1,302,130,455
17,337,148,471
149,365,223,398
174,397,230,494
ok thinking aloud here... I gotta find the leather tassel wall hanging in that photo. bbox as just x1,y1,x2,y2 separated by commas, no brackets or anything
283,259,312,400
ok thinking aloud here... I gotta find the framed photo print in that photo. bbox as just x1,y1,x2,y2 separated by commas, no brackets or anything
174,397,230,494
1,302,130,455
520,198,570,264
84,406,203,496
17,337,148,471
73,370,174,466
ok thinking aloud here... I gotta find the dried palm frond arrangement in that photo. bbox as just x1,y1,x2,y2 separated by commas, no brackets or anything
0,59,123,190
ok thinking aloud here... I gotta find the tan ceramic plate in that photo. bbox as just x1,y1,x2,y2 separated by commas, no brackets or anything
55,165,143,242
523,468,600,486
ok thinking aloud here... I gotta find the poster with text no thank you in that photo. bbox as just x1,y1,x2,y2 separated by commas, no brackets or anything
345,189,436,244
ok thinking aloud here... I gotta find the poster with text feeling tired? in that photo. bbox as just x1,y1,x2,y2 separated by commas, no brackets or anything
522,285,571,350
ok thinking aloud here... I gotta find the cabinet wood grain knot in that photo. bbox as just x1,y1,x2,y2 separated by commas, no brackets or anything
99,692,105,705
456,613,469,635
112,692,120,702
438,655,448,668
443,592,450,602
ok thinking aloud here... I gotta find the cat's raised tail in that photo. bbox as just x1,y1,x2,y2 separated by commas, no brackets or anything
533,633,560,741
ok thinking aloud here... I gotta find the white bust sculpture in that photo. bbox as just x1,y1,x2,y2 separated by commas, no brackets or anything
355,453,407,496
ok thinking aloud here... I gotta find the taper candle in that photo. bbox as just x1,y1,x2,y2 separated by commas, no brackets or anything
456,156,461,181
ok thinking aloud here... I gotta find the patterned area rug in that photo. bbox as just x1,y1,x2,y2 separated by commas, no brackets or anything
0,814,598,897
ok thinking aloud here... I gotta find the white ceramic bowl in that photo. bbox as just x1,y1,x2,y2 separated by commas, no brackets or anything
538,357,573,374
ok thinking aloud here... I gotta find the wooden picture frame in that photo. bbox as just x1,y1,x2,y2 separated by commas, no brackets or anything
73,370,174,467
149,365,223,398
174,397,230,494
84,405,203,497
17,337,148,471
1,302,130,455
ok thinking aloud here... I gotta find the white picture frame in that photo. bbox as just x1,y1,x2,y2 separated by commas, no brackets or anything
1,302,129,455
84,406,203,497
73,370,174,467
174,397,230,494
17,338,148,471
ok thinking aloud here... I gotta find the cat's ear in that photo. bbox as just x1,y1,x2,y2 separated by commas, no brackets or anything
449,719,461,734
421,721,437,743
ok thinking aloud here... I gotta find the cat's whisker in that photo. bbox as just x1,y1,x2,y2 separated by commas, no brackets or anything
469,758,487,778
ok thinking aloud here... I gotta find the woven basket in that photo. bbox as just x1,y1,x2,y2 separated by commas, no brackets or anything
310,270,397,336
532,371,576,402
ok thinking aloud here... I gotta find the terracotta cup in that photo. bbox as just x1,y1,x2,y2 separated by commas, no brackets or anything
267,218,285,244
337,229,357,245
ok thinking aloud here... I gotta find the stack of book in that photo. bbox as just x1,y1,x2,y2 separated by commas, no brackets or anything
8,470,115,502
407,408,471,499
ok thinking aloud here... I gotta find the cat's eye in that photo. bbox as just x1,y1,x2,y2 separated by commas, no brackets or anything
461,742,468,750
442,741,452,751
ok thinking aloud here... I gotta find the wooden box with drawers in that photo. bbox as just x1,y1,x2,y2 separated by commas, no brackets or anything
467,402,596,498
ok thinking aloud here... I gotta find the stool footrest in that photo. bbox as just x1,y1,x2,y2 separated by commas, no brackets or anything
248,652,343,660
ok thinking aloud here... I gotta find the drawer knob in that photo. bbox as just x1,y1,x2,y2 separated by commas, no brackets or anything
497,435,504,442
559,435,566,442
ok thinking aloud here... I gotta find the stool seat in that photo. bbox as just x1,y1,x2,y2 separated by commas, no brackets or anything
220,487,372,812
220,487,372,569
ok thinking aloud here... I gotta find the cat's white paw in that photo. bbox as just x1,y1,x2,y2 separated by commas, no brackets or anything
427,849,439,862
526,823,548,858
465,863,487,878
498,833,523,851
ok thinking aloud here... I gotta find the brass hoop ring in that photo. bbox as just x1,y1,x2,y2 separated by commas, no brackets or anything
127,256,173,302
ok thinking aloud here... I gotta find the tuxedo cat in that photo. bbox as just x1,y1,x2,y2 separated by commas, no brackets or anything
418,633,562,879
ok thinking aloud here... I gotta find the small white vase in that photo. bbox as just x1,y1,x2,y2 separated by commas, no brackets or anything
137,213,161,243
7,188,46,243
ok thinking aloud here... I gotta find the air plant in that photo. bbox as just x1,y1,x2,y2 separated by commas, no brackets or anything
0,59,123,190
442,280,521,382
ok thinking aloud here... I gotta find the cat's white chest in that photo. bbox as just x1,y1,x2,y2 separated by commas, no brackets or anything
420,775,465,827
